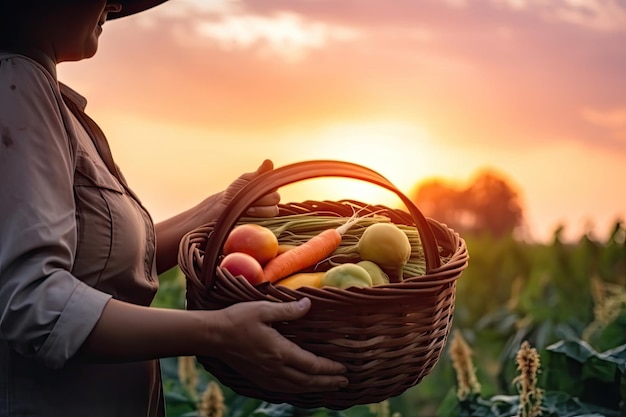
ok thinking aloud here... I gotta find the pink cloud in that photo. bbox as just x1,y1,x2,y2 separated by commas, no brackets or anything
194,12,361,61
582,107,626,128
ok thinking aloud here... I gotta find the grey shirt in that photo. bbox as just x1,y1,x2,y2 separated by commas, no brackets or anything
0,54,163,416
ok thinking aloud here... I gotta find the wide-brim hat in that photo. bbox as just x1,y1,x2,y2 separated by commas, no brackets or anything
109,0,170,19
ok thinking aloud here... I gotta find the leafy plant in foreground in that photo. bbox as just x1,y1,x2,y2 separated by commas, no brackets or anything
438,328,626,417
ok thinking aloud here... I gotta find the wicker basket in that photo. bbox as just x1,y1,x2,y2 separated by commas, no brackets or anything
179,160,468,410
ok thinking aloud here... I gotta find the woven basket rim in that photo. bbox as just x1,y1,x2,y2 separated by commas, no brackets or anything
180,199,468,302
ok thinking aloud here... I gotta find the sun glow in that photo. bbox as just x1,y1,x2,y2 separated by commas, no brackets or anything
274,121,444,209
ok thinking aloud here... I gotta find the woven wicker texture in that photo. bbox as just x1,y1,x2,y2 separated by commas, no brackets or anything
180,160,469,409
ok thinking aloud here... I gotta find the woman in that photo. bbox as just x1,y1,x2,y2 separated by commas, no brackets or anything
0,1,348,416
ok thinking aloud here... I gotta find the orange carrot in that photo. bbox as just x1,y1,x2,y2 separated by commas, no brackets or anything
262,214,361,283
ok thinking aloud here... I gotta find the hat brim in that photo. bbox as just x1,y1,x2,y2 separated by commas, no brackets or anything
108,0,169,20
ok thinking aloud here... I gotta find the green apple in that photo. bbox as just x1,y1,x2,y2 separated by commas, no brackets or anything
357,260,389,286
321,263,373,289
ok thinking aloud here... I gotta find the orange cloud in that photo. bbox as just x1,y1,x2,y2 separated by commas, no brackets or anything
582,107,626,128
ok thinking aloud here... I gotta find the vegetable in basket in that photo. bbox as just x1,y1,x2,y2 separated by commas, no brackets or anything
223,223,279,265
358,222,412,282
219,252,265,285
274,272,325,289
262,213,362,283
275,262,386,290
357,260,389,285
320,263,373,289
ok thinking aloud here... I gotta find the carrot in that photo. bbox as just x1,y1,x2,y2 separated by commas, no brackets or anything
262,213,362,283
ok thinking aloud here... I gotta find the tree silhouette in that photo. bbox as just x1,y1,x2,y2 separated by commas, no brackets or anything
411,169,524,238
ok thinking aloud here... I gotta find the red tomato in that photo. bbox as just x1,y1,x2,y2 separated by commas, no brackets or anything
223,224,279,265
219,252,265,285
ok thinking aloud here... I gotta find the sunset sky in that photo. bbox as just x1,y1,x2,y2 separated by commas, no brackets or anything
58,0,626,243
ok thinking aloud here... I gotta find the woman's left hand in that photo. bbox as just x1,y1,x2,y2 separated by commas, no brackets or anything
154,159,281,273
220,159,280,218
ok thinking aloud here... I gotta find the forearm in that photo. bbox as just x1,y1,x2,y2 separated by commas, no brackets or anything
79,297,350,393
154,193,223,274
78,298,215,362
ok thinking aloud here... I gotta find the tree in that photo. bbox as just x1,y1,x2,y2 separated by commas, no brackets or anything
411,169,525,238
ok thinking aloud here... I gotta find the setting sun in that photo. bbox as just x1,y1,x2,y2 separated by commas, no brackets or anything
272,121,445,209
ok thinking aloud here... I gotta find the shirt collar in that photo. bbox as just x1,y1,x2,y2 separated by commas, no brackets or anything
59,83,88,111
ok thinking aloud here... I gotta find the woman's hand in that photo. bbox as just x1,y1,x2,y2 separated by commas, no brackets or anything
208,298,349,393
80,297,348,394
220,159,280,218
154,159,280,273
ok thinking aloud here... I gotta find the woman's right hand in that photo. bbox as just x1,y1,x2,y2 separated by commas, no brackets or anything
78,296,348,393
207,298,349,393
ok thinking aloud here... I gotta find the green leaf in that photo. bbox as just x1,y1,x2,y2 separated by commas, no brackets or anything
311,409,349,417
543,340,624,411
251,403,296,417
249,402,345,417
250,402,352,417
436,388,462,417
541,391,611,417
226,395,264,417
487,395,520,417
160,357,181,380
164,389,194,404
587,311,626,352
546,339,597,362
598,343,626,374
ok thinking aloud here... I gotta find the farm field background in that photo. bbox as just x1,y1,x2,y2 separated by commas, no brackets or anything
153,217,626,417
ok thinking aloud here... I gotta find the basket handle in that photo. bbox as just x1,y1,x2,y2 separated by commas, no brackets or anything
200,160,441,287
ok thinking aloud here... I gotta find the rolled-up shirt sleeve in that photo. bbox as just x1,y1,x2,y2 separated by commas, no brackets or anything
0,56,111,369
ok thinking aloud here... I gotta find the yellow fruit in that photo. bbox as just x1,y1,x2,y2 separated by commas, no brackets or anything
275,272,324,290
357,222,411,280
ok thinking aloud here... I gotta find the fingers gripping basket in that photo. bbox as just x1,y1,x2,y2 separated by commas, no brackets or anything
180,160,469,410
